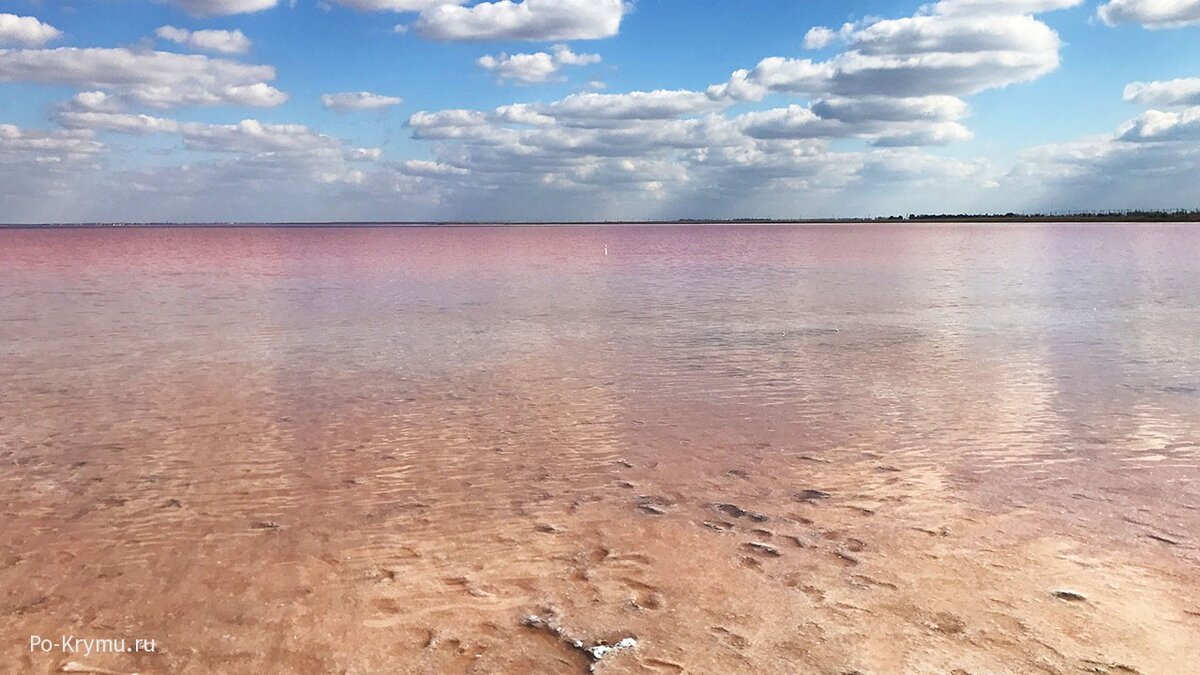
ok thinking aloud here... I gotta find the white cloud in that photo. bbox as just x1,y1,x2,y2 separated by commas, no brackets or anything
930,0,1083,15
155,26,252,54
58,111,377,184
803,26,838,50
0,47,286,108
399,82,992,219
547,90,725,123
477,52,557,83
735,99,972,146
3,115,445,224
0,123,101,164
492,103,555,125
812,95,968,123
1097,0,1200,28
1117,107,1200,142
0,124,107,221
408,108,512,141
870,122,974,146
321,91,404,110
335,0,465,10
394,0,1096,218
477,44,600,83
59,111,184,135
736,105,840,140
388,0,1096,220
176,119,347,154
402,159,470,176
418,0,628,41
76,160,442,222
0,13,62,46
1009,78,1200,211
67,91,123,112
712,1,1077,102
552,43,602,66
3,0,1144,222
858,147,986,184
1012,132,1200,210
1123,78,1200,106
163,0,279,17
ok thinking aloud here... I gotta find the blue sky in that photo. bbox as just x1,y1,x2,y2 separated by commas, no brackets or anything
1,0,1199,222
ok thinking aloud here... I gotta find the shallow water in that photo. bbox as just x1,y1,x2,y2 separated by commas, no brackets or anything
2,224,1199,674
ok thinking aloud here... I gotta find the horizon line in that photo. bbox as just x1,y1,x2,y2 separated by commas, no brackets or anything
5,210,1200,229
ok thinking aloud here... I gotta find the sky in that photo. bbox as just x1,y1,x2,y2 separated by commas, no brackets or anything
1,0,1200,223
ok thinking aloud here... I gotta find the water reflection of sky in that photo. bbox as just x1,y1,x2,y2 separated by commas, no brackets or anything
1,223,1197,531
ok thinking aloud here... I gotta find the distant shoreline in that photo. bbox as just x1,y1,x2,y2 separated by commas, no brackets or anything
3,213,1200,228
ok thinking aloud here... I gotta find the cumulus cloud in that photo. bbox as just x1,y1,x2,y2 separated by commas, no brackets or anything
870,123,974,146
348,147,384,161
1009,76,1200,211
0,47,286,108
1123,78,1200,106
684,0,1077,165
402,159,470,176
408,108,491,136
0,0,1136,222
155,26,252,54
1097,0,1200,28
66,91,124,113
811,95,968,123
382,0,1094,217
1117,107,1200,142
321,91,404,110
929,0,1082,15
67,114,331,153
737,96,972,146
478,44,600,83
546,90,726,123
492,103,555,125
0,13,62,46
0,123,102,164
736,106,842,140
696,1,1083,152
399,82,991,219
408,101,727,166
418,0,628,41
163,0,279,17
58,111,377,186
802,26,838,50
335,0,466,10
0,124,108,222
857,147,987,184
0,114,451,223
1012,134,1200,210
711,0,1078,102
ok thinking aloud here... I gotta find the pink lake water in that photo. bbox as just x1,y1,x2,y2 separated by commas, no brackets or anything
2,224,1199,674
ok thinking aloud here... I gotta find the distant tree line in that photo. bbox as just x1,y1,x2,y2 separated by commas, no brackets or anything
665,209,1200,224
889,209,1200,223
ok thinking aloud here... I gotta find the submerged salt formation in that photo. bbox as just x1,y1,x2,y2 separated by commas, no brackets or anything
522,614,638,672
